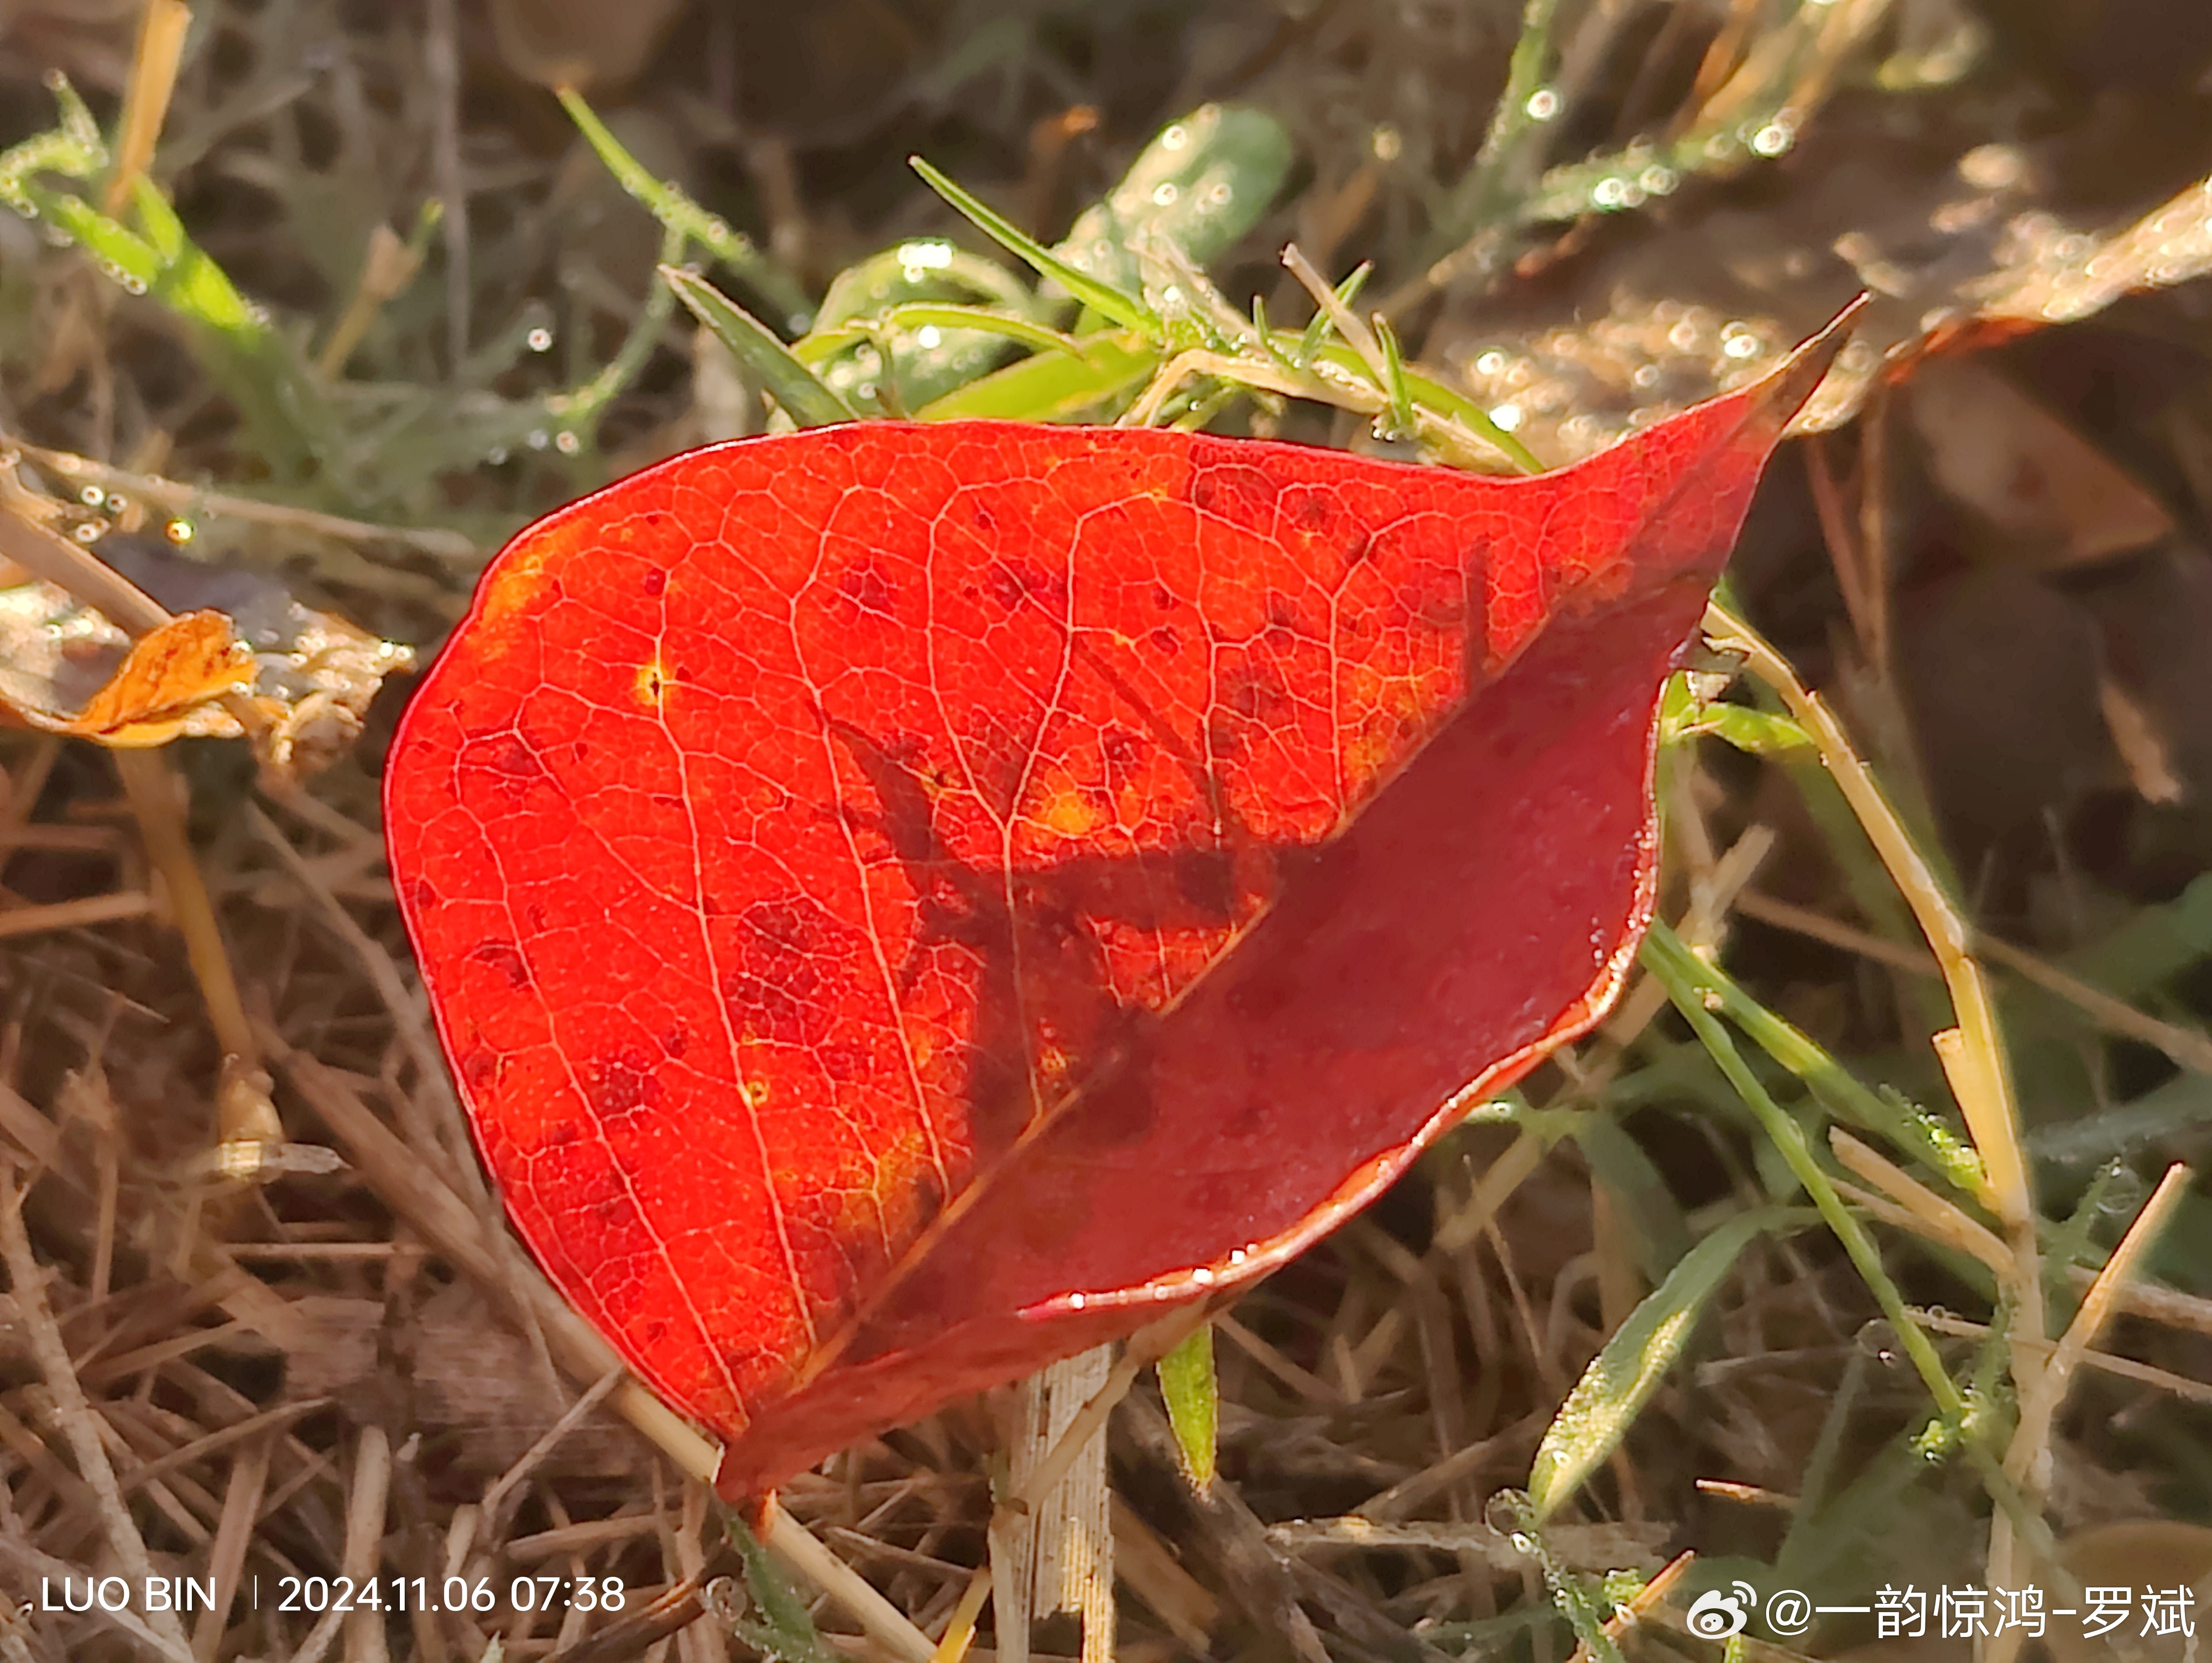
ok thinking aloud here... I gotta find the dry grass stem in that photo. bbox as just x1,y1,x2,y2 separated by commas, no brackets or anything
103,0,192,216
0,1171,195,1660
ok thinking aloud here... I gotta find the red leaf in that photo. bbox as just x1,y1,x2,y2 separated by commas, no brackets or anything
385,313,1848,1499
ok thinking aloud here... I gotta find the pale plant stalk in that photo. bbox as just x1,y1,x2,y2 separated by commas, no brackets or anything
1702,598,2052,1635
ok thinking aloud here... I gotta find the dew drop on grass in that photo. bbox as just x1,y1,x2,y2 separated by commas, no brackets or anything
914,325,942,348
1855,1318,1902,1363
527,326,554,352
1152,181,1180,207
1525,87,1560,121
79,486,104,506
527,429,550,451
165,518,194,545
487,446,509,465
555,430,580,455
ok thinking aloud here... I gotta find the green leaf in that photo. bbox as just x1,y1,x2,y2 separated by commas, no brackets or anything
916,331,1157,422
662,266,857,430
1528,1207,1798,1520
1158,1323,1219,1488
1055,104,1292,299
723,1514,839,1663
909,155,1160,339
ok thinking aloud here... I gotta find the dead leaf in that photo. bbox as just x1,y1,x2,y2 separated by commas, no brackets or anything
1908,358,2175,567
0,529,415,778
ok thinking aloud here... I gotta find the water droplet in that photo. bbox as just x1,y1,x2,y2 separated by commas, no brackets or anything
1227,1248,1248,1265
1749,121,1794,159
1371,123,1402,161
165,518,194,545
895,239,954,271
1592,176,1630,210
1631,364,1661,389
856,381,878,401
555,430,580,455
1488,402,1523,432
1067,1292,1087,1310
1473,349,1507,376
1160,124,1188,151
1723,333,1762,360
73,521,102,543
79,485,105,507
1855,1318,1901,1362
526,428,550,451
105,495,128,515
1191,1266,1214,1285
1200,182,1232,209
1525,87,1560,121
915,324,943,349
487,446,509,465
1152,181,1180,207
1639,164,1678,196
1160,284,1185,307
121,276,146,296
526,326,553,352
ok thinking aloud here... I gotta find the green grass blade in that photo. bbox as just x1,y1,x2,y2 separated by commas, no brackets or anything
1528,1207,1799,1520
1157,1322,1219,1488
1642,931,1971,1429
1372,312,1418,442
909,155,1160,339
663,266,856,430
560,88,812,328
1642,921,1983,1194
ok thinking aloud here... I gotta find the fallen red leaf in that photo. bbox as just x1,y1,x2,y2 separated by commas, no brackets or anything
385,313,1848,1499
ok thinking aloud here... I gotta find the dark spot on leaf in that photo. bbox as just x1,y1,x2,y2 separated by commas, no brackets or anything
460,1047,499,1089
968,500,995,532
1224,664,1286,719
588,1051,662,1117
1188,459,1277,527
660,1024,688,1059
651,793,684,810
539,1121,581,1150
722,895,857,1048
1100,726,1142,775
409,877,439,912
1151,583,1173,610
470,938,531,989
817,1040,868,1081
525,902,549,932
643,567,667,596
838,560,895,618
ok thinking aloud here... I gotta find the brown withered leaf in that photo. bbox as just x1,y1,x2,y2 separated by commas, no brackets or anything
0,531,414,777
1431,145,2212,468
0,596,253,745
